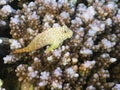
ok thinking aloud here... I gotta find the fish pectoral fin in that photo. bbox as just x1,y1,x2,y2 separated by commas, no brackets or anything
45,43,60,53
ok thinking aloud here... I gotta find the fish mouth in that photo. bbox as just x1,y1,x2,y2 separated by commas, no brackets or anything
68,31,73,38
70,30,73,36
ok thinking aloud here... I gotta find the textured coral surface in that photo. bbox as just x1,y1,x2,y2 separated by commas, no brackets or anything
0,0,120,90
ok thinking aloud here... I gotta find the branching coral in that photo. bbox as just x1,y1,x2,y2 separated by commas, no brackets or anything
1,0,120,90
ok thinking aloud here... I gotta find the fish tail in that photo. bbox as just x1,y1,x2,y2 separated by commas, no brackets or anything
12,47,29,54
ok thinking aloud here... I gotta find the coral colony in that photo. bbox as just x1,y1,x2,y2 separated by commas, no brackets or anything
0,0,120,90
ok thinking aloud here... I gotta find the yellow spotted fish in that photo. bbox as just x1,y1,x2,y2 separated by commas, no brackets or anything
13,25,73,53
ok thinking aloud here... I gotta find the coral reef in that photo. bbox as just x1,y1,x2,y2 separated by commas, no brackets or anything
0,79,5,90
0,0,120,90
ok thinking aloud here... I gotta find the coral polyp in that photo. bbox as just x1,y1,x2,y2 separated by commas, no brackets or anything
0,0,120,90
